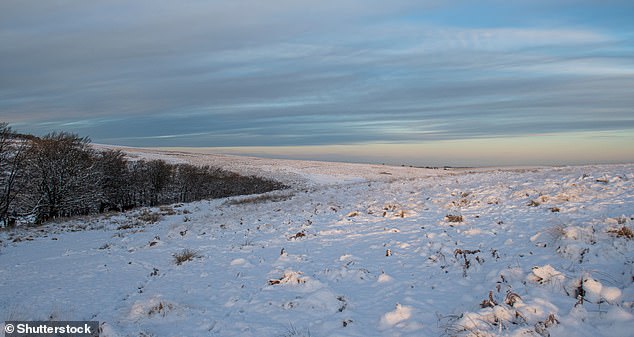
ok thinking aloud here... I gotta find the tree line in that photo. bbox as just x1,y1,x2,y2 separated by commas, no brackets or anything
0,123,285,226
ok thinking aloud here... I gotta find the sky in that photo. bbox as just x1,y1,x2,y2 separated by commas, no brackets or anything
1,0,634,166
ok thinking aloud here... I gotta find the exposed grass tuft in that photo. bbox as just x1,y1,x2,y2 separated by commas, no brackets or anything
445,214,464,223
147,301,174,317
173,249,200,265
279,323,311,337
608,226,633,239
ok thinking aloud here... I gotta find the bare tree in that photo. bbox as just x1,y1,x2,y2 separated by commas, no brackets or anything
24,132,101,222
0,126,285,225
146,160,174,206
97,149,129,212
0,123,27,226
174,164,210,202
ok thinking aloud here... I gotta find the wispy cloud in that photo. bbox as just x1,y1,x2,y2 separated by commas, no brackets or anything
1,1,633,164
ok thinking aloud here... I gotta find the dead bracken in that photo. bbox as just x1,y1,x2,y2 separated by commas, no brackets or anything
608,226,633,239
288,231,306,240
445,215,464,223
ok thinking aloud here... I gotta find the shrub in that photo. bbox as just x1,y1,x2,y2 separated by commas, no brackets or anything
173,249,199,265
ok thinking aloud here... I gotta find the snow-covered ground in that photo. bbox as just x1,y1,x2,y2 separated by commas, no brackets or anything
1,148,633,337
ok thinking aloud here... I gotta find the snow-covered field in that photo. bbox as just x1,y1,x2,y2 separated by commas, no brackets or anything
1,148,633,337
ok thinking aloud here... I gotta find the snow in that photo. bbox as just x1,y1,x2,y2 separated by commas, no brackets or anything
379,303,412,328
602,286,622,304
528,265,566,285
1,148,633,336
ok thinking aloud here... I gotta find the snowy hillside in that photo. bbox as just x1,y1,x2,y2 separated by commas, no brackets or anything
1,149,633,337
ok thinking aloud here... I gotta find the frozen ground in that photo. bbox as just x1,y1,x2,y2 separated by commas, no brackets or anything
1,148,633,337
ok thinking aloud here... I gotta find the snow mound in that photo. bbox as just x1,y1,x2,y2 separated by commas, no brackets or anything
268,270,307,285
380,303,412,328
528,265,565,285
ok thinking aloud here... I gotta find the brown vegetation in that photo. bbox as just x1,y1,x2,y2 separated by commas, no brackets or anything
445,214,464,223
608,226,633,239
173,249,200,265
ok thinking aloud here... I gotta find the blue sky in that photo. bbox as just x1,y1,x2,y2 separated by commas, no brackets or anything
1,1,633,166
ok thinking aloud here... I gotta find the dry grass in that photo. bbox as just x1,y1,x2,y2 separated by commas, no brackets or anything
147,302,174,317
288,231,306,240
279,323,311,337
445,214,464,223
159,206,176,215
225,192,293,205
138,210,161,223
608,226,633,239
116,223,135,230
173,249,200,265
479,291,497,308
528,200,541,207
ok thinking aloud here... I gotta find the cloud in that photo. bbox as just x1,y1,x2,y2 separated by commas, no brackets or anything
1,1,633,152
